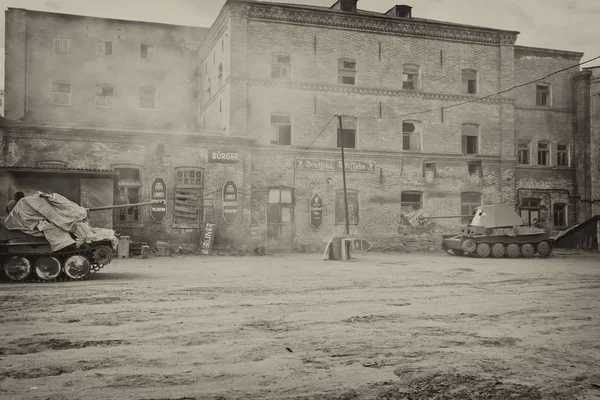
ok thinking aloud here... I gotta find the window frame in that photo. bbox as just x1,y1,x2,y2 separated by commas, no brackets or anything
461,124,480,155
402,64,420,91
113,165,143,225
400,191,423,215
402,120,422,152
337,116,357,149
270,113,292,146
138,85,156,109
271,53,291,80
423,161,436,178
519,198,541,227
338,58,357,85
518,140,531,165
53,38,70,54
140,43,156,60
96,40,113,57
537,141,549,166
335,189,359,226
461,69,478,94
536,84,551,106
95,83,115,108
556,143,570,167
552,203,567,228
173,167,204,229
51,80,71,106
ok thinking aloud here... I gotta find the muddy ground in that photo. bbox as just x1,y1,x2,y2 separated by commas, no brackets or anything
1,251,600,400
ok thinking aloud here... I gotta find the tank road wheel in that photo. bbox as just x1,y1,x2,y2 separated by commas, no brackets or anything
461,239,477,255
63,255,92,280
536,241,552,257
521,243,535,258
93,246,113,266
506,243,520,258
4,256,32,281
34,257,62,281
476,243,491,258
491,243,506,258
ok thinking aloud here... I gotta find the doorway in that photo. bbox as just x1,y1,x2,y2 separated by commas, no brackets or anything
267,187,294,250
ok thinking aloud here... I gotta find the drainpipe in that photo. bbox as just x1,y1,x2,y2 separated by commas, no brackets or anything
24,16,30,121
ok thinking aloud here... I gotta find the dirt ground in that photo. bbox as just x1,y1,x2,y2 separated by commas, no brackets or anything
1,250,600,400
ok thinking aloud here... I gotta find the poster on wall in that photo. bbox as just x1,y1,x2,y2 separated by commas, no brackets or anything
309,194,323,231
222,180,238,224
150,177,167,223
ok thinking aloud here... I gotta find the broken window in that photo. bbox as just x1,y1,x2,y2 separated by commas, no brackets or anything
402,64,420,90
174,168,203,227
335,189,359,225
53,38,70,53
96,41,112,56
536,84,551,106
400,191,423,214
338,58,356,85
462,69,478,94
518,140,530,164
557,143,569,166
140,43,156,60
461,192,482,225
423,161,436,178
461,124,479,154
96,84,114,107
271,54,291,80
337,116,356,149
553,203,567,228
270,114,292,145
114,167,142,223
467,161,482,177
520,198,540,227
139,85,156,109
402,121,421,151
51,81,71,105
537,142,549,166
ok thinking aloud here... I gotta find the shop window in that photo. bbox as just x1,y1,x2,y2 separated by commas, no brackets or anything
553,203,567,228
462,69,478,94
114,167,142,223
557,143,570,167
461,192,482,225
335,189,359,225
400,191,422,214
270,114,292,145
338,58,356,85
537,142,549,166
402,120,421,151
402,64,420,90
174,168,203,227
271,54,291,80
518,140,530,164
520,198,540,227
337,116,356,149
461,124,479,154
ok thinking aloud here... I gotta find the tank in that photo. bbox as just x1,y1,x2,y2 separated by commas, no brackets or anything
441,203,553,258
0,200,160,283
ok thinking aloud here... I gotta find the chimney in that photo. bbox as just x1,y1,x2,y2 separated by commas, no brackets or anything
330,0,358,13
385,5,413,19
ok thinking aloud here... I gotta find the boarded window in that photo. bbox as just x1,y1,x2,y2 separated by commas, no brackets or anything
400,191,422,214
96,84,114,107
174,168,203,227
335,189,359,225
270,114,292,145
51,81,71,105
402,64,419,90
337,116,356,149
462,69,477,94
271,54,291,79
461,192,481,224
402,121,421,151
114,167,142,223
338,58,356,85
139,85,156,109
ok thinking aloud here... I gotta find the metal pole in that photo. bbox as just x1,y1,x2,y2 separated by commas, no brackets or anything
338,115,350,236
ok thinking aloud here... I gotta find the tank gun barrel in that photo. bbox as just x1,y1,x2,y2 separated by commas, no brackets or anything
87,201,164,212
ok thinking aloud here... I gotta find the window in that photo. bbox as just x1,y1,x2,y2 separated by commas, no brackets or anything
402,121,421,151
467,160,482,177
96,84,114,107
423,161,436,178
518,140,530,164
53,38,69,53
557,143,569,166
537,142,549,166
462,69,478,94
115,167,142,223
267,187,294,247
402,64,420,90
271,54,291,80
96,41,112,56
36,160,67,168
174,168,204,227
461,192,482,225
400,191,422,214
270,114,291,145
337,116,356,149
553,203,567,228
51,81,71,105
140,43,156,60
338,59,356,85
139,85,156,109
461,124,479,154
536,84,551,106
520,198,540,227
335,189,359,225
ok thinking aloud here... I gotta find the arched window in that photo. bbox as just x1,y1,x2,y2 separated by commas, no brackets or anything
402,120,421,151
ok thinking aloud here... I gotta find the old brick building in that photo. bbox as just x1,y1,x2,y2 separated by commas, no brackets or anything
1,0,597,252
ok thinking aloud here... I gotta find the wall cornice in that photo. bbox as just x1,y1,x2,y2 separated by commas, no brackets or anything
231,77,515,105
515,45,584,61
230,1,518,45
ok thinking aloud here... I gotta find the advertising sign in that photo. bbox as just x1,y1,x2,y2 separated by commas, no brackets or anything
150,177,167,223
222,180,238,224
296,158,376,173
309,194,323,231
200,222,217,255
209,150,240,163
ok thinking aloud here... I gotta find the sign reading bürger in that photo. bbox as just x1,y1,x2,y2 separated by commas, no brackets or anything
209,150,240,163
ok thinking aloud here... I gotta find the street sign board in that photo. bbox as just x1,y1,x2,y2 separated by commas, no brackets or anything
309,194,323,231
350,238,373,252
150,177,167,223
296,158,376,173
200,222,217,255
222,180,238,224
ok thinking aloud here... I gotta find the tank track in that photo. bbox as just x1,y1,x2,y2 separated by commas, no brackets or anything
442,239,553,258
0,246,111,284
